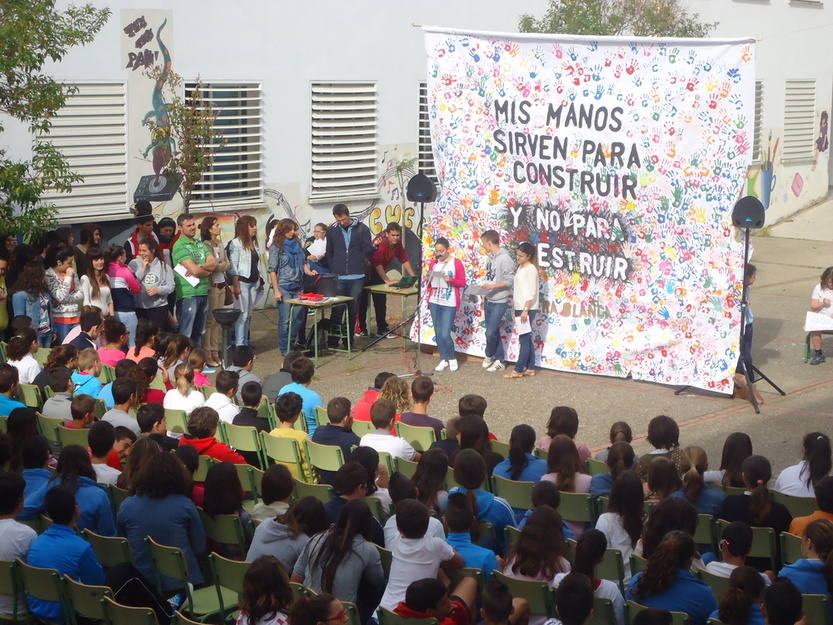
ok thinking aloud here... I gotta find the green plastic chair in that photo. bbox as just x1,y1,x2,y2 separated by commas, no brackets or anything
82,529,132,567
587,597,616,625
145,537,235,620
17,559,72,625
193,454,217,482
366,496,390,523
0,560,27,623
342,601,362,625
173,610,203,625
630,554,648,575
493,570,555,616
491,439,510,457
102,595,159,625
586,458,608,475
164,408,189,435
290,582,312,602
504,525,521,551
100,364,117,384
627,599,690,625
771,491,817,518
43,385,55,399
36,412,64,446
559,491,597,524
109,485,131,516
444,466,460,491
0,415,7,433
395,422,437,451
596,549,626,593
198,385,217,400
0,341,7,362
305,440,345,475
475,522,497,548
64,575,112,622
34,347,52,367
716,519,777,570
218,422,264,468
596,496,609,515
378,607,437,625
207,552,247,614
235,463,264,501
294,479,334,503
490,475,534,510
199,510,248,554
694,513,716,552
94,398,107,420
533,448,548,461
376,544,393,577
697,568,730,599
256,396,278,431
395,457,419,479
18,383,42,409
260,431,305,480
780,531,803,565
314,405,329,427
378,451,396,478
802,594,832,625
350,420,375,437
57,425,89,449
18,517,45,534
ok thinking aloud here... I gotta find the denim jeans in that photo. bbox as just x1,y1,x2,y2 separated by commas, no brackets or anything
53,322,75,345
514,309,537,373
115,310,138,348
234,281,258,346
429,303,456,361
330,277,365,335
484,301,509,361
176,295,209,347
278,287,307,354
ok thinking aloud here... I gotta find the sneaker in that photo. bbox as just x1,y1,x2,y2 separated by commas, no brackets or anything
435,360,449,371
810,352,826,365
482,357,495,369
448,359,459,372
202,365,217,374
355,329,369,337
487,360,506,372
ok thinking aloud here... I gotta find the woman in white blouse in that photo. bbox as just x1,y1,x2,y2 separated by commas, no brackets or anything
6,328,41,384
774,432,831,498
504,241,540,379
163,363,205,414
79,247,114,316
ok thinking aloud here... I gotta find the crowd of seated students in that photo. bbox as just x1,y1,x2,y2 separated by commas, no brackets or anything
2,354,833,625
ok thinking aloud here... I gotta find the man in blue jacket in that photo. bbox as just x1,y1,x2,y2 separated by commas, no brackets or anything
325,204,373,344
26,486,105,624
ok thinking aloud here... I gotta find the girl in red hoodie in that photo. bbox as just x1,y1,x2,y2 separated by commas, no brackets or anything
177,405,245,464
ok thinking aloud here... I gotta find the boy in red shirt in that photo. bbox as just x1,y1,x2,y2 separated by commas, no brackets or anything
393,577,477,625
178,406,245,464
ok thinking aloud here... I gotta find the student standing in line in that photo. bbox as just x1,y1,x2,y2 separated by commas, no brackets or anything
200,215,231,363
11,260,52,347
105,245,141,347
45,248,83,345
79,247,113,316
479,229,515,373
504,241,540,379
129,238,175,331
172,213,218,347
427,237,467,372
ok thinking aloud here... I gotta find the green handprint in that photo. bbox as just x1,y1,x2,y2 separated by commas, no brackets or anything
735,115,747,130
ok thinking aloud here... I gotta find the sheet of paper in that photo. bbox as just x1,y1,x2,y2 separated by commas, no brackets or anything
514,314,531,335
804,311,833,332
174,263,200,287
465,284,490,297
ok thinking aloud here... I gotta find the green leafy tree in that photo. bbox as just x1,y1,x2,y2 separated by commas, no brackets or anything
519,0,716,38
142,69,222,211
0,0,110,238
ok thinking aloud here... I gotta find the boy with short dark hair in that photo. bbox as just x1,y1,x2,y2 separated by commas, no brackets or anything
360,399,418,460
278,356,322,435
97,358,137,410
762,578,803,625
548,572,594,625
312,396,360,484
482,579,530,625
0,364,24,416
352,371,395,422
41,368,74,421
179,406,245,464
88,421,121,485
205,369,240,423
103,425,136,472
249,464,294,523
458,394,497,440
444,492,500,580
232,381,269,431
705,521,770,585
21,437,51,498
380,498,463,610
227,345,261,400
0,473,36,619
268,391,312,481
101,378,139,435
383,472,445,545
400,376,443,438
26,486,105,624
393,576,477,625
65,394,95,429
136,403,178,451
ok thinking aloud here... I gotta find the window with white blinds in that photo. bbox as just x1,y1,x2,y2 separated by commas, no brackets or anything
782,80,816,162
185,81,263,208
37,82,128,222
310,82,378,201
418,82,437,181
753,81,763,162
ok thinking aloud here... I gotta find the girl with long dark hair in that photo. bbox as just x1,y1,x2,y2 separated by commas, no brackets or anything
45,247,84,344
591,441,635,498
411,448,449,514
129,237,174,331
718,456,792,541
554,529,626,625
645,457,682,505
105,245,141,347
226,215,257,350
427,236,467,372
267,218,314,354
595,421,633,462
503,505,570,582
542,434,592,533
288,594,348,625
236,556,294,625
596,470,644,584
79,246,113,316
626,531,717,625
493,424,548,483
639,497,698,559
504,241,540,378
74,223,103,275
536,405,592,463
11,260,52,347
203,461,253,556
704,432,753,488
6,328,41,384
19,444,115,535
128,318,159,363
775,432,832,497
711,565,765,625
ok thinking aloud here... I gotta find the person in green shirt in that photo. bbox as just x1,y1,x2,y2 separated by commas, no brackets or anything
171,213,217,346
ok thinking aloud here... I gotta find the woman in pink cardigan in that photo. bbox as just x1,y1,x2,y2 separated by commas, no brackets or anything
426,237,466,372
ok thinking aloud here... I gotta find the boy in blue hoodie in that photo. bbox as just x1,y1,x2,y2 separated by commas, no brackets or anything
448,449,515,554
0,364,25,416
21,436,51,499
71,347,103,397
445,492,500,580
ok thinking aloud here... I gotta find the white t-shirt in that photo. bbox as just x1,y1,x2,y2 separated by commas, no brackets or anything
705,560,771,585
775,461,819,498
383,515,445,547
163,388,206,414
553,573,625,625
359,431,417,461
812,284,833,318
9,353,41,385
93,463,122,486
429,260,455,307
379,534,455,610
235,610,288,625
80,274,113,313
0,519,36,616
595,512,636,583
513,263,540,311
205,392,241,424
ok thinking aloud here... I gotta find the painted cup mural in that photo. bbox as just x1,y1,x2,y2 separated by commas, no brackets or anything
414,28,757,393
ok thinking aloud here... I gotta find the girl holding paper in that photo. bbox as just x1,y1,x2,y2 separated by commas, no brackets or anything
809,266,833,365
427,237,466,372
505,241,540,379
